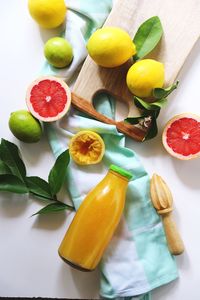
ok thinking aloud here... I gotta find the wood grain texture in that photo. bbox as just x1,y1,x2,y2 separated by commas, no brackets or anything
72,92,147,141
150,173,185,256
162,213,185,256
72,0,200,140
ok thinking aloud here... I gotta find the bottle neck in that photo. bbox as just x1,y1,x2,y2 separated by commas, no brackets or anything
107,170,129,188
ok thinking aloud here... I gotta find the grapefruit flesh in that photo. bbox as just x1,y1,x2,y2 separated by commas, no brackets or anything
26,76,71,122
162,113,200,160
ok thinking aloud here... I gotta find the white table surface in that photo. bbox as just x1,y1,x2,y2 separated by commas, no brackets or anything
0,1,200,299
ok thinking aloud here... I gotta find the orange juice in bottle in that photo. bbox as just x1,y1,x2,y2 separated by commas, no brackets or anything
58,165,132,271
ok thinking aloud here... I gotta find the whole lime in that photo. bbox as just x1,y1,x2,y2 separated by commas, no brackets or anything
28,0,66,29
87,27,136,68
44,37,73,68
126,59,165,97
9,110,42,143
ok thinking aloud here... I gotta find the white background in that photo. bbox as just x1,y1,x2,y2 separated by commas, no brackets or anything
0,1,200,299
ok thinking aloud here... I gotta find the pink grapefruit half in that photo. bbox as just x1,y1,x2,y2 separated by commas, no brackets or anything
162,113,200,160
26,76,71,122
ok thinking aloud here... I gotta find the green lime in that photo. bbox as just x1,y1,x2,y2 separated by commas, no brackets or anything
44,37,73,68
9,110,42,143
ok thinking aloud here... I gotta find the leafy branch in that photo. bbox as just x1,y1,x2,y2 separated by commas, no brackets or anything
0,139,74,215
124,16,178,140
125,82,179,140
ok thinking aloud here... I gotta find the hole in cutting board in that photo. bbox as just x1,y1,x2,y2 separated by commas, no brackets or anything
92,91,129,121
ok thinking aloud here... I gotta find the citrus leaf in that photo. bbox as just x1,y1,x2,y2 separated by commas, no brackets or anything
32,202,74,216
153,81,179,99
134,96,153,110
133,16,163,60
134,96,167,111
0,139,26,182
26,176,54,201
0,160,12,175
151,98,167,109
48,150,70,195
144,113,158,140
0,174,28,194
125,116,145,125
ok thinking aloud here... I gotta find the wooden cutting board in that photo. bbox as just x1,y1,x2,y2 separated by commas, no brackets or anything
71,0,200,141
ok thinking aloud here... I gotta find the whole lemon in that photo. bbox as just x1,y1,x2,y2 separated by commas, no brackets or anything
126,59,164,98
87,27,136,68
28,0,66,29
9,110,42,143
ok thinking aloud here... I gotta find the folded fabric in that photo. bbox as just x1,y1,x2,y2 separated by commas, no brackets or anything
41,1,178,299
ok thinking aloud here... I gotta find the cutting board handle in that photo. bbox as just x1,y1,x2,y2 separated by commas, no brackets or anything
72,93,147,141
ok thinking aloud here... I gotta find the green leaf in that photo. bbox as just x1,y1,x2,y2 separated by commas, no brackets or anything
134,96,153,110
0,139,26,182
125,115,145,125
48,150,70,195
32,202,74,216
125,109,160,141
0,160,12,175
153,81,179,99
145,113,159,140
26,176,54,201
133,16,163,60
134,96,167,111
0,174,28,194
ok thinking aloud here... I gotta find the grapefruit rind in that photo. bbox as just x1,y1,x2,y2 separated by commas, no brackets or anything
162,113,200,160
26,76,71,122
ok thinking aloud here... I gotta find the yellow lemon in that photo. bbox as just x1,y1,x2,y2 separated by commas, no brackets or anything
87,27,136,68
28,0,66,29
69,131,105,165
126,59,165,98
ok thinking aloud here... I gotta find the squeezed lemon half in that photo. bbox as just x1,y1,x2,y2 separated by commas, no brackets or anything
69,131,105,165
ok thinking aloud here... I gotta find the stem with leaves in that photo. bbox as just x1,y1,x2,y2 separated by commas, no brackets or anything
124,16,179,140
0,139,74,216
125,82,179,140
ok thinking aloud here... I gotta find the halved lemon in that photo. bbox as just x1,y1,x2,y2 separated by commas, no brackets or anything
69,131,105,165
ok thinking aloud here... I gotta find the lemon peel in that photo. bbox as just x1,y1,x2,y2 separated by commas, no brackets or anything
69,131,105,165
87,27,136,68
28,0,66,29
126,59,164,98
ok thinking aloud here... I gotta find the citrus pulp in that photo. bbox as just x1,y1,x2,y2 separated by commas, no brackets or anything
162,113,200,160
26,76,71,122
69,131,105,165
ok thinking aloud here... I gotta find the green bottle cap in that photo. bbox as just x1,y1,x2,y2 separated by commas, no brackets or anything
109,164,133,180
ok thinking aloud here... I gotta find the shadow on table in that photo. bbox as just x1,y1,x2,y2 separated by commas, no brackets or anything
58,262,100,299
31,210,70,231
0,193,28,218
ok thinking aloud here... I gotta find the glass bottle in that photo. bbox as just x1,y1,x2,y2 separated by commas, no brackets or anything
58,165,132,271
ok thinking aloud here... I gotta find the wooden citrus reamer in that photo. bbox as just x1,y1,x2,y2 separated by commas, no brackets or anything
71,0,200,141
150,174,184,255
